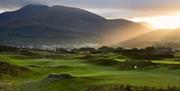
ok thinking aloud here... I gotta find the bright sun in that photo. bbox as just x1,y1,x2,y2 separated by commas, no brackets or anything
132,13,180,29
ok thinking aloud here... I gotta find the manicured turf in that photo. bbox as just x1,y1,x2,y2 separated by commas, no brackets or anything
152,60,180,64
0,54,180,91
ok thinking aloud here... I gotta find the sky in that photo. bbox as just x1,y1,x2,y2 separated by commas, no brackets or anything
0,0,179,29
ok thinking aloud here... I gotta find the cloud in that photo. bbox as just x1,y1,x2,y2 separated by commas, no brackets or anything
0,0,179,18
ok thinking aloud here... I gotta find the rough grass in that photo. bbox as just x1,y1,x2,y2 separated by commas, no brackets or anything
0,61,31,78
85,84,180,91
0,83,18,91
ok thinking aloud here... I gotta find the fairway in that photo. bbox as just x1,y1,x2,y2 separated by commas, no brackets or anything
152,60,180,64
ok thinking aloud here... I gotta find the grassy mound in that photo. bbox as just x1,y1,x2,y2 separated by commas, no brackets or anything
118,60,158,70
0,61,30,78
85,85,180,91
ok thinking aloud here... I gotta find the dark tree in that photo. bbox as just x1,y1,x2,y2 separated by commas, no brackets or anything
55,48,68,54
79,47,96,52
98,46,115,53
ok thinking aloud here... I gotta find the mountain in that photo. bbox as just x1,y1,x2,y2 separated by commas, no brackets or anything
0,5,149,48
101,19,149,45
119,29,180,48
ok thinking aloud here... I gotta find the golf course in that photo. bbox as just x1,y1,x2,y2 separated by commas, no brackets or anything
0,49,180,91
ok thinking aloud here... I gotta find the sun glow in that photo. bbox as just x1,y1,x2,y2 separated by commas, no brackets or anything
132,13,180,29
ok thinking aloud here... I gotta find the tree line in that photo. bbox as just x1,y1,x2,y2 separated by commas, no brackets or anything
0,45,175,60
55,46,174,60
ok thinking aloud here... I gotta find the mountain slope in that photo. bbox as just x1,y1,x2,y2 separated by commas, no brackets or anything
119,29,180,48
0,5,149,48
101,19,149,45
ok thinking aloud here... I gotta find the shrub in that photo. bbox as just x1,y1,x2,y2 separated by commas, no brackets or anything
81,55,96,60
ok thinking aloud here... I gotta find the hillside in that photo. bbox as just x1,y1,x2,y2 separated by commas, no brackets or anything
119,29,180,48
